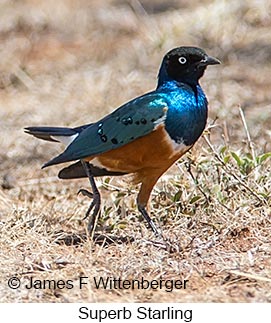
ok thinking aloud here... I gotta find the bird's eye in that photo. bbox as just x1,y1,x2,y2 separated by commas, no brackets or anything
178,57,187,64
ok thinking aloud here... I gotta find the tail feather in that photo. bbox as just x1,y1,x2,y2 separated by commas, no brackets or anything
24,126,78,143
25,124,128,179
24,124,92,143
25,123,98,168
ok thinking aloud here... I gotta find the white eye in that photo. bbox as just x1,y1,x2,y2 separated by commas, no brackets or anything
178,57,187,64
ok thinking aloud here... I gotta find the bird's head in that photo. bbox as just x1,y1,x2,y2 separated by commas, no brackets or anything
158,46,220,87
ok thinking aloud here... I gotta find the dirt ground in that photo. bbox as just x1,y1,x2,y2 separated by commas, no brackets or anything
0,0,270,302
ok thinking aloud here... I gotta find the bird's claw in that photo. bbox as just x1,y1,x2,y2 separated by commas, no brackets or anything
78,188,101,234
77,188,93,199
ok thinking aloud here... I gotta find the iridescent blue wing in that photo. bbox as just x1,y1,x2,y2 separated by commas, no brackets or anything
43,93,168,167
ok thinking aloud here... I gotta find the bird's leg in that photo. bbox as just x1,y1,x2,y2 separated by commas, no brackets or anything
138,204,159,236
137,177,161,237
78,160,101,235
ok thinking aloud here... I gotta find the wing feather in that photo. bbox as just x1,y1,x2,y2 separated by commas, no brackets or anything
43,93,168,167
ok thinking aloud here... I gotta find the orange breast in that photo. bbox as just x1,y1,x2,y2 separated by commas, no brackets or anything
85,124,191,183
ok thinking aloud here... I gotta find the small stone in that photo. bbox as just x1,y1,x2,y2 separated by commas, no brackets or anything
2,174,16,189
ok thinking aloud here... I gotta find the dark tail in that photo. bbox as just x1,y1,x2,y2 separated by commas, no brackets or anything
24,124,92,142
25,125,127,179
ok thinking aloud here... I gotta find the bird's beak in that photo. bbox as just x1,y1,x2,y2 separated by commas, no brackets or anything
201,55,221,66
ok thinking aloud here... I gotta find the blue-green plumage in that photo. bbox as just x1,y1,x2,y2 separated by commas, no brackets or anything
41,94,169,167
38,64,209,167
25,46,220,235
158,81,208,146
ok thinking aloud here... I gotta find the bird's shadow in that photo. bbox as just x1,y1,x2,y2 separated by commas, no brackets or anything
54,231,135,247
53,230,179,253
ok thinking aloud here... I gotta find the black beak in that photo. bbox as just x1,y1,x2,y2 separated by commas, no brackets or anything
200,55,221,66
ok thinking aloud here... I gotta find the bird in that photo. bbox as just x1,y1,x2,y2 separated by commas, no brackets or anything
25,46,220,236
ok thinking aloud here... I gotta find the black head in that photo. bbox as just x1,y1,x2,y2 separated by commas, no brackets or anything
158,46,220,86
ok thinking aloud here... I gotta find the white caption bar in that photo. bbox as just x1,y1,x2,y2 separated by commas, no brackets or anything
1,303,269,323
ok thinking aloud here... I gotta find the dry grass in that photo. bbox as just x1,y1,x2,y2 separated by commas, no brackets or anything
0,0,270,302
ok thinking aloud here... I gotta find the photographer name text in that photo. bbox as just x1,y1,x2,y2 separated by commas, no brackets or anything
8,276,189,292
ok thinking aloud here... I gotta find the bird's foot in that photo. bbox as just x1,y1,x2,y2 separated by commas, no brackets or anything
78,188,101,235
137,205,180,252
